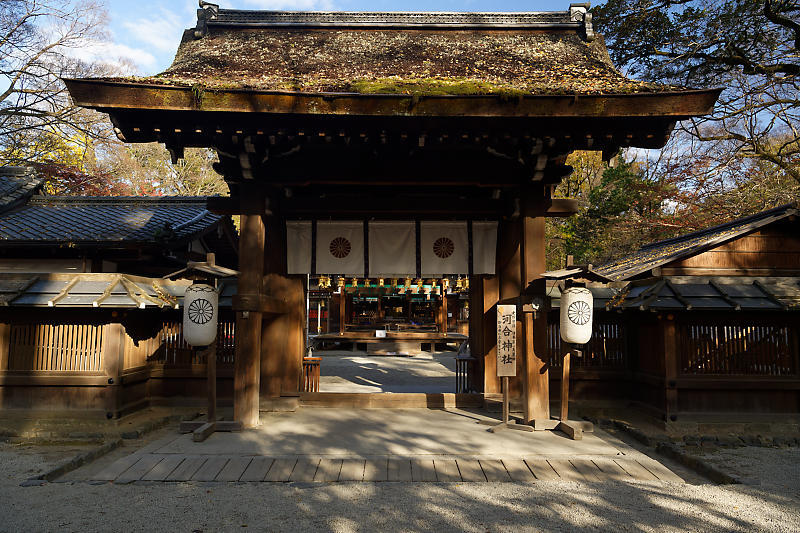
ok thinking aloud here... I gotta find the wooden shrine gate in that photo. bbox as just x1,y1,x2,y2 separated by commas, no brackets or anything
66,5,718,427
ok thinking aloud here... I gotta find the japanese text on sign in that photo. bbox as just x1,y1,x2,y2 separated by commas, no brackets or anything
496,304,517,377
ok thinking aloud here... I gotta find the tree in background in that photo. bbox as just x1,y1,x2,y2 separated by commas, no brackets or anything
101,143,228,197
548,137,800,269
594,0,800,184
0,0,113,168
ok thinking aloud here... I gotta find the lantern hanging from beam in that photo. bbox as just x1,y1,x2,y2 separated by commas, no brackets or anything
560,286,593,345
183,283,219,347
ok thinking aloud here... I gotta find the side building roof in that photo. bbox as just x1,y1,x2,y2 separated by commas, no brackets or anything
0,167,44,213
0,195,226,246
594,203,799,282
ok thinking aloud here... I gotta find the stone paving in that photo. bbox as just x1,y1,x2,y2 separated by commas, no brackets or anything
72,408,684,485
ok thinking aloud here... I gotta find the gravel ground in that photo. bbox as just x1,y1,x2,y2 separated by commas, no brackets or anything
2,441,800,532
698,446,800,493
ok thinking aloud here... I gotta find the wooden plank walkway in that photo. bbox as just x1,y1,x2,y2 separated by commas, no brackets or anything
89,455,684,484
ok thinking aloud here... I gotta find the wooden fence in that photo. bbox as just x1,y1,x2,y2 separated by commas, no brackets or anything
150,319,236,367
7,323,103,372
4,319,236,372
679,321,798,376
547,320,627,370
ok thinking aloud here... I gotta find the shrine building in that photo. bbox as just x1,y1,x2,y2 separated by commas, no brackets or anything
64,2,719,427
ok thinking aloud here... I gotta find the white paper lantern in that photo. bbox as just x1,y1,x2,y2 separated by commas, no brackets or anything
183,283,218,347
560,287,593,345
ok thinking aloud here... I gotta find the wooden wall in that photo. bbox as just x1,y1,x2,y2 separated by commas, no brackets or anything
0,312,238,418
661,221,800,276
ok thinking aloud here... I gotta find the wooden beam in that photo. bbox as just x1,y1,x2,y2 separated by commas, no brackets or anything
65,79,720,121
0,373,110,387
557,420,583,440
545,198,580,217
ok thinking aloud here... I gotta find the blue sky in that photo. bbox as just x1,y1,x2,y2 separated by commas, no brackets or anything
103,0,571,75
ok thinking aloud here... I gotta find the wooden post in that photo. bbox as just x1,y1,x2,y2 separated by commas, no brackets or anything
0,323,10,371
339,290,346,335
101,322,125,419
521,190,550,426
474,276,500,394
442,293,449,335
663,316,679,422
261,204,305,400
502,376,510,424
560,349,571,421
207,344,216,424
234,189,265,428
498,219,523,399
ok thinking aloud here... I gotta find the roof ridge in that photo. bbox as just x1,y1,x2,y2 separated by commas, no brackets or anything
193,2,594,39
28,195,212,204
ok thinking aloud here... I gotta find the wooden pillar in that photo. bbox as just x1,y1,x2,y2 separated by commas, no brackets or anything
339,290,346,334
498,219,523,399
471,275,500,394
101,322,125,419
521,188,550,425
234,189,265,427
442,293,449,334
0,323,10,371
261,205,305,399
663,316,679,422
207,345,217,424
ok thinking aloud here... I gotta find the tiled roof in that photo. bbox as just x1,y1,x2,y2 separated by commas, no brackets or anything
594,203,799,281
547,277,799,312
0,167,43,212
608,278,796,312
0,273,237,308
0,196,224,245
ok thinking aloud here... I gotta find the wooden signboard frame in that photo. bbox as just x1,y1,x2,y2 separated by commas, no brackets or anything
484,304,533,433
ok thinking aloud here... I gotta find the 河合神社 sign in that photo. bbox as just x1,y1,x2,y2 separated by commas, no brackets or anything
496,304,517,377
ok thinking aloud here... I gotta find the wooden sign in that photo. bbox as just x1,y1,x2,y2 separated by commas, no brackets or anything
496,304,517,377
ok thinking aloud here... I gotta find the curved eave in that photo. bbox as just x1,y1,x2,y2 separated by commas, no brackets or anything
64,79,721,119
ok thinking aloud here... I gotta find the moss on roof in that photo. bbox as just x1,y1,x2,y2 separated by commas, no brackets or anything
131,28,681,96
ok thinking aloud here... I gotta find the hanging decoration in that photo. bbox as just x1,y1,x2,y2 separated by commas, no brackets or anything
560,287,594,345
316,221,364,276
287,220,498,276
183,283,218,347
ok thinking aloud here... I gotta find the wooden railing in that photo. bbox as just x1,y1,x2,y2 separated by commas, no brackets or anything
154,320,236,366
679,321,798,376
547,321,627,370
7,323,103,372
301,357,321,392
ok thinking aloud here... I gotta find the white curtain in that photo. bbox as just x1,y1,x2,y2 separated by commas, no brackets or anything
316,221,364,276
472,221,498,275
369,221,416,277
420,221,469,276
286,221,311,274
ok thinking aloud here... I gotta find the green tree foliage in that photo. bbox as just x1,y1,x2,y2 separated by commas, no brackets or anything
593,0,800,183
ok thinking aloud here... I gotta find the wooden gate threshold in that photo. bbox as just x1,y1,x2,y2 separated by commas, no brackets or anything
299,392,484,409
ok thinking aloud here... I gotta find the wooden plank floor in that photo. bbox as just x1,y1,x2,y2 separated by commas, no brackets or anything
89,455,683,484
